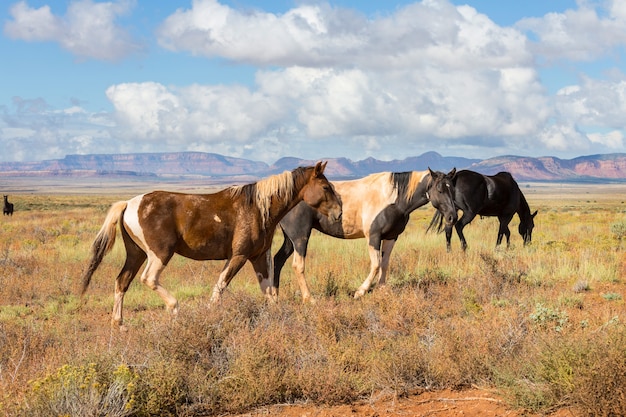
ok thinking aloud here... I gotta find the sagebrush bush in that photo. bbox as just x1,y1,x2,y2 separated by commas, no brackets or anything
19,363,137,417
571,325,626,416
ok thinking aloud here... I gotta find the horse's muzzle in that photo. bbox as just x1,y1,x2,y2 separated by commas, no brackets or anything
445,212,458,226
328,208,342,223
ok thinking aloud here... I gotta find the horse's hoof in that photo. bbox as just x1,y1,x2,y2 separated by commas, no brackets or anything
354,290,365,299
169,303,179,316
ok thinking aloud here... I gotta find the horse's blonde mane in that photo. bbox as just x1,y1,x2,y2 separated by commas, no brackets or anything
229,170,296,225
405,171,429,203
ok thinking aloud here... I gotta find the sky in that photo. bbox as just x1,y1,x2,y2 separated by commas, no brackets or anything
1,0,626,164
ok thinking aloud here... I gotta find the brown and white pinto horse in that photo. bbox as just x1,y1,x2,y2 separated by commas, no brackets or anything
80,162,341,328
273,168,458,300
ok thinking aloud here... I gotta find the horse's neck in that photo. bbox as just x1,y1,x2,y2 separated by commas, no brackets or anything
265,175,308,227
268,197,301,227
403,177,429,212
517,192,531,219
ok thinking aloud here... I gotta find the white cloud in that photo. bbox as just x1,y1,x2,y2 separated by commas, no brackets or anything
0,97,116,161
555,78,626,129
105,81,288,146
588,130,624,149
516,0,626,62
4,0,142,61
537,124,589,153
99,59,550,161
156,0,530,70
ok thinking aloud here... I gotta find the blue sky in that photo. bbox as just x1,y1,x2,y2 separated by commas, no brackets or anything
1,0,625,164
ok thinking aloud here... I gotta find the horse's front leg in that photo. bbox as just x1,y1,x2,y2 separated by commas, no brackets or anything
496,216,513,248
354,238,382,299
210,255,248,303
291,248,314,303
445,223,454,252
456,212,475,252
496,227,511,248
250,251,278,302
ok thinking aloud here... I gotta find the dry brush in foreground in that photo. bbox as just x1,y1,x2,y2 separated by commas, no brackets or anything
0,188,624,416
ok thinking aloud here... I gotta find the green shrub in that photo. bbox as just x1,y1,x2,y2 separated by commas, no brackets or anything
610,220,626,240
21,363,137,417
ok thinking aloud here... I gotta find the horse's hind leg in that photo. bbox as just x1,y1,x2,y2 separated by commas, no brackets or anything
111,241,147,329
210,255,248,303
273,228,295,291
378,239,396,286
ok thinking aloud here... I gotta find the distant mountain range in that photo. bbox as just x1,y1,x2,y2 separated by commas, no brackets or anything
1,151,626,182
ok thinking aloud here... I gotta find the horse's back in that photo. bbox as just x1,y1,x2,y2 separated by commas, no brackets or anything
454,170,520,215
123,190,243,260
481,172,521,215
453,170,488,209
333,176,397,238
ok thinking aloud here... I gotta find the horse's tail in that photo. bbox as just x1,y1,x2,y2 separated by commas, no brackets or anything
426,210,445,234
80,201,128,295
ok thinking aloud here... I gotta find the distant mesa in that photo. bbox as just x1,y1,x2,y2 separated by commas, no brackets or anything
1,151,625,182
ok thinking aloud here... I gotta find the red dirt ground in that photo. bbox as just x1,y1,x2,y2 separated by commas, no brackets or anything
231,389,577,417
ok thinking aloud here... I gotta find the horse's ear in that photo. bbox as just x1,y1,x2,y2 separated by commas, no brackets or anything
428,167,435,177
447,167,457,178
314,161,327,176
532,210,538,218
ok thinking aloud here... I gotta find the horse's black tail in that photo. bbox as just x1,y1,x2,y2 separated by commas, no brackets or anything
80,201,127,296
426,210,445,234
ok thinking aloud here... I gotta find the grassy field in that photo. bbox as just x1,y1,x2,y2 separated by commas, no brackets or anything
0,179,625,416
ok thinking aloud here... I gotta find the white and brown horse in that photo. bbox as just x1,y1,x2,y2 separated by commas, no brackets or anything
81,162,341,328
273,168,458,300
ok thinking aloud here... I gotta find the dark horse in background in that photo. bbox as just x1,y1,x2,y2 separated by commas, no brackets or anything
428,170,537,251
3,195,13,216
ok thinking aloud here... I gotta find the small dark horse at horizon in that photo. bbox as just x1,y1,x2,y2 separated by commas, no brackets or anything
428,170,537,251
3,195,13,216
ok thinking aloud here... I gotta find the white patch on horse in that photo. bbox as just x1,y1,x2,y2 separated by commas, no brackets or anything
213,214,221,223
124,194,169,277
124,194,148,250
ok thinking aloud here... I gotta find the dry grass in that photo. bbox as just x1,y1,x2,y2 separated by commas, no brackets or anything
0,183,625,416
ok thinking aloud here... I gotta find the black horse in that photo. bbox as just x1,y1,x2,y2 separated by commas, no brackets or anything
428,170,537,251
3,195,13,216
